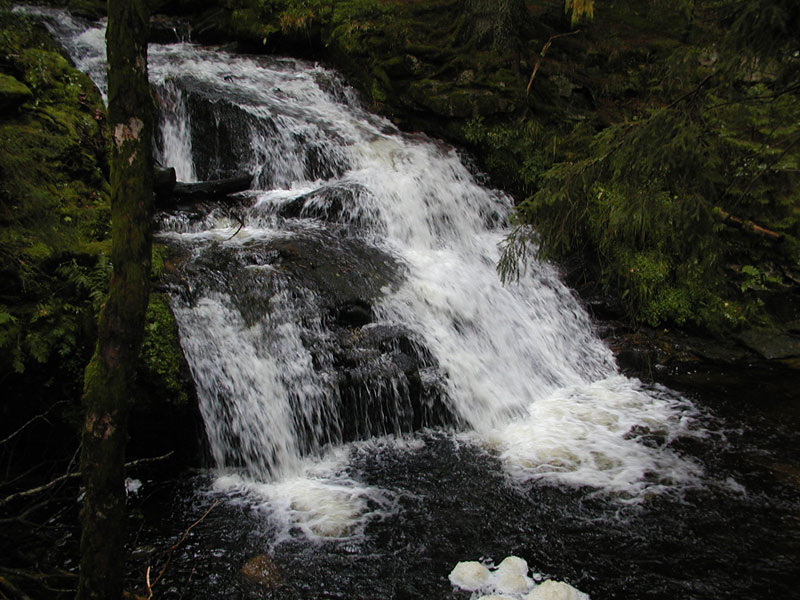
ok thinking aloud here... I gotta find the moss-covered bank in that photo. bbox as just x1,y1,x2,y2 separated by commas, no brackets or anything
0,9,197,484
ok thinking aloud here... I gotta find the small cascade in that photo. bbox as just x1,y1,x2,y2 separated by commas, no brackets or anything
28,7,705,515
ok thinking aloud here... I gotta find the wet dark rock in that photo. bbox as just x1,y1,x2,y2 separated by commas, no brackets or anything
66,0,105,20
241,555,281,587
615,345,658,377
277,182,368,223
735,328,800,360
154,165,177,198
184,91,262,182
336,299,372,328
150,15,192,44
161,213,456,445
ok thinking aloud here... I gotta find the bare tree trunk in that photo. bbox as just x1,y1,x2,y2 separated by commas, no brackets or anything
76,0,153,598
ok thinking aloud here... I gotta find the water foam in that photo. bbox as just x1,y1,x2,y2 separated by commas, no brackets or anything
450,556,589,600
213,449,397,543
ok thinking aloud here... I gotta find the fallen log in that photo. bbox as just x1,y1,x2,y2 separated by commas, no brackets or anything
154,170,252,208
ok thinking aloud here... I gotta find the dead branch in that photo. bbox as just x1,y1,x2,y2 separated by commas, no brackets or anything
713,207,782,240
0,451,174,508
0,402,66,446
226,213,245,241
146,499,220,597
526,30,581,97
0,575,33,600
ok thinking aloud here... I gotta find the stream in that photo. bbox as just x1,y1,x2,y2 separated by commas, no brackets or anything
20,7,800,599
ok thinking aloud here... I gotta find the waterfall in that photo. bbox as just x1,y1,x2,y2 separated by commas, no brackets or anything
27,7,705,537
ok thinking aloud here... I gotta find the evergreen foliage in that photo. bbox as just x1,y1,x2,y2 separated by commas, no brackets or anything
498,0,800,333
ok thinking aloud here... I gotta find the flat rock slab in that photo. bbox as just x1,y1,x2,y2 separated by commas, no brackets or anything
735,328,800,360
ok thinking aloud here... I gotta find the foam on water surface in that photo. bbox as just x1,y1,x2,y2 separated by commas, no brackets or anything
450,556,588,600
212,449,397,544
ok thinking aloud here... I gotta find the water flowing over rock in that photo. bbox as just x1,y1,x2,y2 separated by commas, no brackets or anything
34,3,707,524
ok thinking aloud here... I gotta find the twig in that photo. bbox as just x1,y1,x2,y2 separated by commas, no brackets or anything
0,402,66,446
147,499,220,592
0,452,174,508
526,30,581,97
0,567,75,595
0,575,33,600
664,71,717,110
226,213,245,241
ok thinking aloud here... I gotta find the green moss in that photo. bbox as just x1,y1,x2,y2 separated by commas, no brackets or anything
0,72,33,110
0,9,110,383
138,293,189,406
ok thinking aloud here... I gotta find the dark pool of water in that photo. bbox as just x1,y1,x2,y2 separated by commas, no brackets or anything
122,363,800,600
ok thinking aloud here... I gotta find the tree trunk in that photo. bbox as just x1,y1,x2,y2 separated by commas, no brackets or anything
76,0,153,598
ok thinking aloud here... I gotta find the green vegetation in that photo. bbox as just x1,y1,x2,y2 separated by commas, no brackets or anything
0,8,192,456
139,290,191,406
564,0,593,27
496,0,800,334
0,10,110,394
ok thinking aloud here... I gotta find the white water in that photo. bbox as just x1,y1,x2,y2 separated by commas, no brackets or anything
29,8,707,538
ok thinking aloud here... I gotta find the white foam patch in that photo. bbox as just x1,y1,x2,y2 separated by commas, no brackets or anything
474,376,705,499
451,556,589,600
496,556,529,577
212,450,396,543
449,561,491,591
524,580,589,600
495,571,532,595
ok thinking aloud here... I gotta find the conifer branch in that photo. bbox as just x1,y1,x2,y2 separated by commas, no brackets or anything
665,71,717,110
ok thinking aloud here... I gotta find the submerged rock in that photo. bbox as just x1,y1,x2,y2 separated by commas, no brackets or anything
241,554,281,587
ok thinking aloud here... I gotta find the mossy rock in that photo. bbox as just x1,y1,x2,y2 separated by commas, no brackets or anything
138,292,193,406
0,9,110,403
0,72,33,112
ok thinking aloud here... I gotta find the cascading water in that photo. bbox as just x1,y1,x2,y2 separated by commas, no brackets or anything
24,4,705,516
146,45,705,500
23,9,800,599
